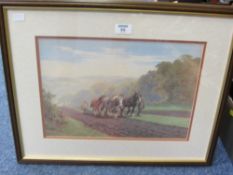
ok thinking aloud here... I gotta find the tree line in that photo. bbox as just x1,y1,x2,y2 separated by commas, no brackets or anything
138,55,201,105
42,90,63,130
89,54,201,106
44,54,201,111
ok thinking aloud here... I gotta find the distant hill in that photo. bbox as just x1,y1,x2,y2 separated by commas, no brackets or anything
42,76,135,107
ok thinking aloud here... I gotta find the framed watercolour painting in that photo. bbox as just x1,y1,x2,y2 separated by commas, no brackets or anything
0,1,233,165
36,36,205,140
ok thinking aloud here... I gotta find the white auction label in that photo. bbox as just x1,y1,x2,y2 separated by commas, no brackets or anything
13,13,25,22
115,24,132,34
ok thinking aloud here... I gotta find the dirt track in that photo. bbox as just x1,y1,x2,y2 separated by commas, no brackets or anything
61,107,188,138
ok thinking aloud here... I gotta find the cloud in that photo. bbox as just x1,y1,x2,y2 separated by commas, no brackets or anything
41,44,186,79
41,57,154,79
57,46,100,59
41,49,162,79
56,45,170,64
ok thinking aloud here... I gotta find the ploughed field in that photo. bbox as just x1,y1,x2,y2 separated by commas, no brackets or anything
46,104,191,139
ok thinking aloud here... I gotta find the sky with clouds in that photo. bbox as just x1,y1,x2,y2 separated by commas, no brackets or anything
38,38,204,79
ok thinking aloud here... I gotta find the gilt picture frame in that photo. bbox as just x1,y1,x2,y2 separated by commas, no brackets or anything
0,1,233,165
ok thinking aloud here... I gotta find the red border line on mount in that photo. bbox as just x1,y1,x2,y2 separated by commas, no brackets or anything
35,36,207,141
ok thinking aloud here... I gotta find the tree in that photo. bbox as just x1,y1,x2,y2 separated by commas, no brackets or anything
137,70,161,104
42,89,63,128
134,55,201,105
154,55,200,104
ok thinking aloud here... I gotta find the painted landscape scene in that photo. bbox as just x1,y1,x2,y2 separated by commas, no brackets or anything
37,37,205,140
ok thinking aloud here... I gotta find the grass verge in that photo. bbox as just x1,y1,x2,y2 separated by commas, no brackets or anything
132,114,190,128
46,117,107,137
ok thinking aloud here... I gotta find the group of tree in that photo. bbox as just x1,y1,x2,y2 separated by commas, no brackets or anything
138,55,201,105
60,54,201,109
42,89,64,129
87,54,201,106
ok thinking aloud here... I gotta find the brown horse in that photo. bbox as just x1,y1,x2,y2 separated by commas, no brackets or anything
122,92,140,117
90,95,106,116
104,95,124,118
90,95,124,118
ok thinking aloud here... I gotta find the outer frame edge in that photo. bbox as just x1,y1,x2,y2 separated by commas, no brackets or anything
0,1,232,15
0,5,24,162
0,0,232,165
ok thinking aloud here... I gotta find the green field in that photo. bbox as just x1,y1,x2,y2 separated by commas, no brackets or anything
131,103,192,128
132,114,189,128
45,103,191,137
144,103,192,112
46,117,107,137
